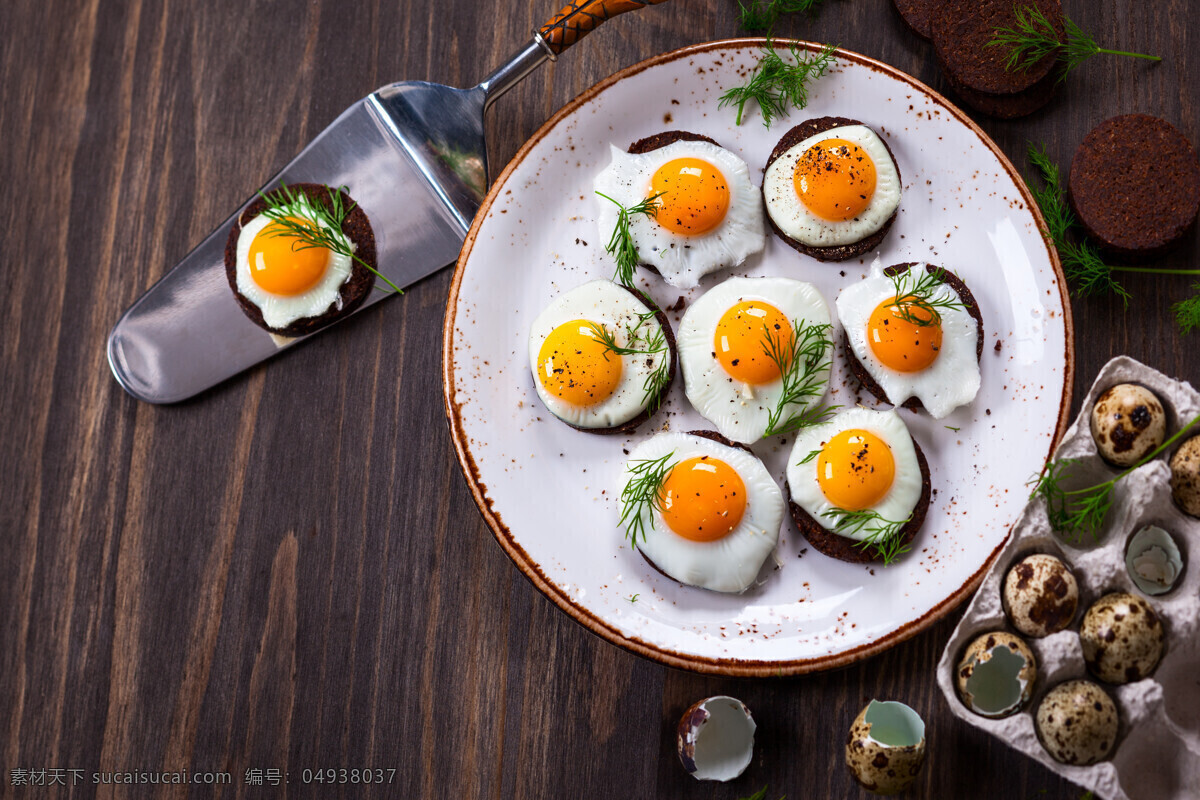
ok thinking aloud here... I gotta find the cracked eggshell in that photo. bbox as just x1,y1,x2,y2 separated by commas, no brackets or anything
1036,680,1119,766
845,700,926,796
1125,525,1185,596
1090,383,1167,468
1080,592,1165,684
675,696,755,782
955,631,1037,718
1169,435,1200,516
1003,553,1079,637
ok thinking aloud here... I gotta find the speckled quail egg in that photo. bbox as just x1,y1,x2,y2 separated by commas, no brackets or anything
1089,383,1167,467
1035,680,1119,766
1125,525,1185,596
955,631,1037,718
1002,553,1079,638
1079,591,1165,684
1169,434,1200,517
676,696,755,782
844,700,926,796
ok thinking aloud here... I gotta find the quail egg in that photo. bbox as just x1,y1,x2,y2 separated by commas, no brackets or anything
1079,591,1165,684
1169,434,1200,517
844,700,926,796
1002,553,1079,637
1035,680,1119,766
955,631,1037,718
1089,383,1167,467
1125,525,1185,596
675,696,755,782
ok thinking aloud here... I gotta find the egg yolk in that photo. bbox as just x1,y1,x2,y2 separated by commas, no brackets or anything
648,157,730,235
658,456,747,542
714,301,793,385
537,320,622,406
247,217,331,295
868,298,943,373
793,138,877,222
817,429,895,511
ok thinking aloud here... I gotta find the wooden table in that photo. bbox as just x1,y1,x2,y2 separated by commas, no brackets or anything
2,0,1195,796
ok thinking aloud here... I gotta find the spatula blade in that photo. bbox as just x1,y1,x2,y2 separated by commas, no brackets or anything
108,86,484,404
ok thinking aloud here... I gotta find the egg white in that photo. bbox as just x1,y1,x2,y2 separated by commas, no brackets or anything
678,277,833,444
837,263,981,418
235,196,354,329
763,124,901,248
786,408,923,542
593,140,765,288
527,280,670,429
623,432,784,593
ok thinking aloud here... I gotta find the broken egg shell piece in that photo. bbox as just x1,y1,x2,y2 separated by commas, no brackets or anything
845,700,926,796
955,631,1037,719
1125,525,1184,596
1035,680,1119,766
676,695,755,782
1002,553,1079,637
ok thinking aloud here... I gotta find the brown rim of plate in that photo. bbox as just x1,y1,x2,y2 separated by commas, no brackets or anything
441,38,1075,678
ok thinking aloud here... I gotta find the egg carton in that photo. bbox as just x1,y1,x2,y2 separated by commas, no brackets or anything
936,356,1200,800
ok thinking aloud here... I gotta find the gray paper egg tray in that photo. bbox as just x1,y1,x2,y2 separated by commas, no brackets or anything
936,356,1200,800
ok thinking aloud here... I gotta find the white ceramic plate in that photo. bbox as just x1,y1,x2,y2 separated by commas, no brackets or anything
443,39,1074,676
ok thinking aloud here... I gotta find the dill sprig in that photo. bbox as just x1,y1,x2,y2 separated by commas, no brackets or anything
257,183,402,295
737,786,786,800
822,508,912,565
595,191,664,289
1030,414,1200,543
761,318,837,437
797,448,821,465
887,266,967,327
719,40,837,128
988,5,1160,82
1027,143,1200,326
1173,284,1200,335
619,452,676,547
589,308,672,412
737,0,827,32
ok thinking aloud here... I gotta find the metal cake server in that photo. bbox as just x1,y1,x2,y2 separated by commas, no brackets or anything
108,0,669,403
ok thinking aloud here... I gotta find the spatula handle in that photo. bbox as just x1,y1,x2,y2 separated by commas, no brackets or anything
537,0,671,56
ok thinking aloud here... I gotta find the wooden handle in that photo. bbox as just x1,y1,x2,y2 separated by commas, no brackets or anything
537,0,670,55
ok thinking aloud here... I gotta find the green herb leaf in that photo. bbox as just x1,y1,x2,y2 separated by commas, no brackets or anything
719,40,836,128
1030,415,1200,542
737,0,827,32
798,448,821,465
988,6,1159,82
822,508,912,565
1171,284,1200,335
619,452,676,547
257,183,403,295
595,191,663,289
761,318,837,437
589,306,672,412
887,265,968,327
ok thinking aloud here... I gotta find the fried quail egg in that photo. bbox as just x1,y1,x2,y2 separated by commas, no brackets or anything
838,263,981,418
528,280,672,430
620,432,784,593
593,139,765,288
786,408,924,547
235,195,354,329
763,124,901,247
678,277,832,444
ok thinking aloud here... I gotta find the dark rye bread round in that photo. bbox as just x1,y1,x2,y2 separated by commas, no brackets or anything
639,430,755,582
560,286,678,436
844,263,985,412
891,0,935,40
224,183,376,337
938,57,1060,119
1068,114,1200,258
932,0,1064,95
763,117,901,263
787,437,932,564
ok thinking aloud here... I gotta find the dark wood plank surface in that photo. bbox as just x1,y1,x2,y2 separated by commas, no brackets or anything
2,0,1196,797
